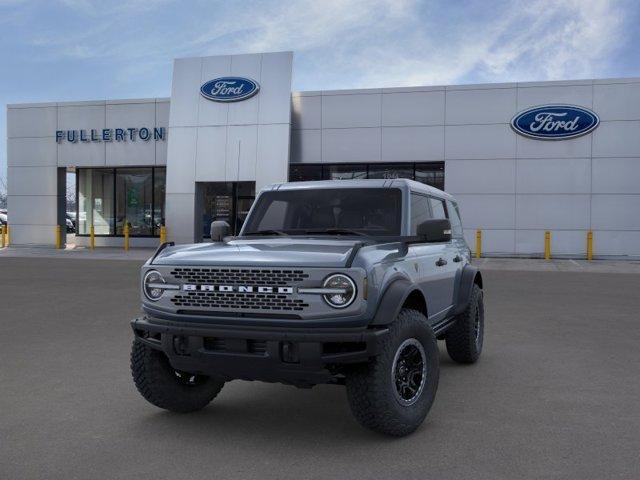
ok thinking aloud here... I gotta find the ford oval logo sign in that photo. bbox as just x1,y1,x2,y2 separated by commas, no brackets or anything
511,105,599,140
200,77,259,102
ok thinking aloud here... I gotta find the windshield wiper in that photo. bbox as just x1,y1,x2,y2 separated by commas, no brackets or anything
246,229,289,236
303,228,369,237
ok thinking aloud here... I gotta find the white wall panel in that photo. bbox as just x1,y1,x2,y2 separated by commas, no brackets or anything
4,224,58,246
256,124,290,190
7,194,58,225
170,57,203,127
381,126,443,161
593,82,640,120
445,159,515,194
516,134,591,159
195,126,227,181
464,229,516,254
516,158,591,194
166,128,196,194
446,88,516,124
7,137,57,167
227,54,261,126
292,94,321,130
592,121,640,157
197,55,231,127
592,158,640,193
322,94,380,128
290,129,321,163
57,141,105,167
58,104,105,131
165,193,196,244
322,128,380,163
258,52,293,125
517,85,592,110
516,195,590,230
381,91,444,126
7,106,57,138
591,195,640,230
515,230,586,255
226,125,258,181
7,167,58,196
453,194,515,229
445,124,516,159
593,231,640,256
155,101,170,165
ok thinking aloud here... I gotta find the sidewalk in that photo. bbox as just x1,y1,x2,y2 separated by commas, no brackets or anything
0,245,155,261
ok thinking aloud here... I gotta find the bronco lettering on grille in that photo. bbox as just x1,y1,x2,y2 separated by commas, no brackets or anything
182,285,294,294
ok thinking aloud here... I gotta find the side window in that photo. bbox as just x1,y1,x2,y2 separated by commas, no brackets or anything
410,193,432,234
446,200,464,238
429,197,447,220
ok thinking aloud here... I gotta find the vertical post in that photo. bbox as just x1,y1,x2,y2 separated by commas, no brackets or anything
587,230,593,261
544,230,551,260
90,224,95,250
6,225,9,246
475,229,482,259
55,225,62,249
0,225,5,248
160,225,166,244
124,223,130,251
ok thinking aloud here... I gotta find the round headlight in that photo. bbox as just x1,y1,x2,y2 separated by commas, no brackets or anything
322,274,357,308
143,270,165,301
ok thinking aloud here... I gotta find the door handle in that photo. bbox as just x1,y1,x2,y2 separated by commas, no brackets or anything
435,257,447,267
453,255,462,263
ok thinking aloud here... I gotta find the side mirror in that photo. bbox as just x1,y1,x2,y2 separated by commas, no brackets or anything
417,219,452,243
210,220,231,242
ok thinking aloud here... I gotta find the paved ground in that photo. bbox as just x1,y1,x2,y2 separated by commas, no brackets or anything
1,257,639,480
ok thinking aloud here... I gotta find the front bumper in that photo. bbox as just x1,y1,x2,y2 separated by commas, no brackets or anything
131,316,388,387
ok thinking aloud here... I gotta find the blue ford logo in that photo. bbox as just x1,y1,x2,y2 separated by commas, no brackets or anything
200,77,260,102
511,105,599,140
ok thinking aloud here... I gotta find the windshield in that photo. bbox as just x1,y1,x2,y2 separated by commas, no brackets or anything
242,188,402,236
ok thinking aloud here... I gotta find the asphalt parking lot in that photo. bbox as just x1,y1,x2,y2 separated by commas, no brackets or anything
1,257,639,480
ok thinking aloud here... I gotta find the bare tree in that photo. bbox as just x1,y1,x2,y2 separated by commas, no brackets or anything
0,175,7,210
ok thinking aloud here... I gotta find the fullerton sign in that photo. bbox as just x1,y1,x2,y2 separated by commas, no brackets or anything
55,127,165,143
511,105,599,140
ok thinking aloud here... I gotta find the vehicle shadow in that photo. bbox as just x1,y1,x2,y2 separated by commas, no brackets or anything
129,349,461,446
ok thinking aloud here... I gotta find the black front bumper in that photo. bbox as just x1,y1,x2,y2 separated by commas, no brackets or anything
131,316,388,386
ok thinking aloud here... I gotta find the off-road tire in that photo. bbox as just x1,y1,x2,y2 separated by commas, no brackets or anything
445,283,484,363
131,341,225,413
345,309,439,436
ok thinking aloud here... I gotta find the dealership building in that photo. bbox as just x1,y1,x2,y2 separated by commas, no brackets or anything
6,51,640,257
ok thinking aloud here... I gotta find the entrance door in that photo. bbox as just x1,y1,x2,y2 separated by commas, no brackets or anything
197,182,256,238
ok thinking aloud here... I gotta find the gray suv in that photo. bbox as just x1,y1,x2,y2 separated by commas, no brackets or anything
131,179,484,436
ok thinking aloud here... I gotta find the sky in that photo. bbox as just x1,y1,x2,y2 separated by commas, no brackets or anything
1,0,640,192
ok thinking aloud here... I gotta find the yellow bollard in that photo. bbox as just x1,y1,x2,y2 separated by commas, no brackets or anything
5,225,9,246
0,225,5,248
587,230,593,261
90,224,95,250
544,230,551,260
475,229,482,259
159,225,166,244
55,225,62,249
124,223,130,251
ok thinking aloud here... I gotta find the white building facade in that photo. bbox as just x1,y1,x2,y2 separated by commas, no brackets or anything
6,51,640,257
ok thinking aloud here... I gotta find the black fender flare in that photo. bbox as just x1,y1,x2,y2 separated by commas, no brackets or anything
370,278,422,326
453,264,483,315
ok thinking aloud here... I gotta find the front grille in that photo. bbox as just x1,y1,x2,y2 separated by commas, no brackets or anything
171,291,309,311
170,268,309,286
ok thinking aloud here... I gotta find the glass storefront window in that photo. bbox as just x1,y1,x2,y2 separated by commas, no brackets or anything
77,169,114,235
368,163,413,180
288,162,446,190
77,167,165,237
199,182,255,237
116,169,153,236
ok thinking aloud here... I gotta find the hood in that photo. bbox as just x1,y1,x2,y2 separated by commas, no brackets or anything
152,238,362,268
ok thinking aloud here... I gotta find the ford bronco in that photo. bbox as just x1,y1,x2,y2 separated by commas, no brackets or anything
131,179,484,436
